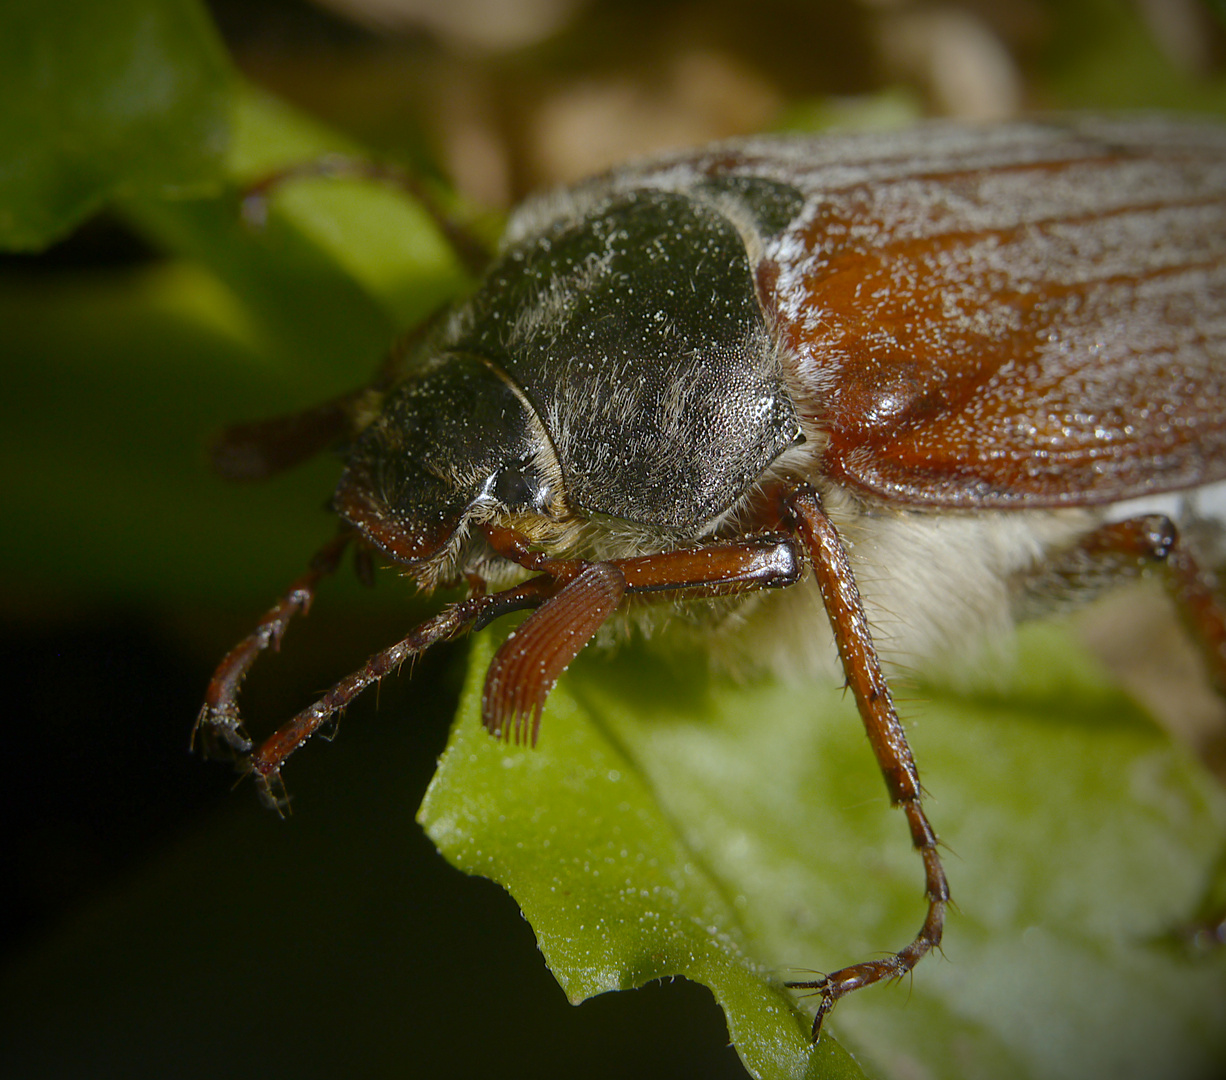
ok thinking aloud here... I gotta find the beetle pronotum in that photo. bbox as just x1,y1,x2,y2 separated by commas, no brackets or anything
196,116,1226,1039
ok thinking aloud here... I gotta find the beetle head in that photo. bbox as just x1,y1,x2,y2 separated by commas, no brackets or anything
334,352,565,576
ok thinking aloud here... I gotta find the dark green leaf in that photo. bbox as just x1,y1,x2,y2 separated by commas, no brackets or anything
0,87,469,609
0,0,232,251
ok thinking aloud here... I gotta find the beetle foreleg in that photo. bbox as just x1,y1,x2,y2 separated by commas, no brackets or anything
611,536,803,599
193,529,354,761
478,526,803,746
245,574,559,812
785,485,950,1042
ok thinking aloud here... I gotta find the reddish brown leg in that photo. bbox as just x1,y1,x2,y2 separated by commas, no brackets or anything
1035,513,1226,679
193,529,354,760
482,522,802,601
783,486,949,1042
240,574,559,812
478,529,803,744
1039,513,1226,941
1035,512,1226,764
226,525,801,811
1080,515,1226,694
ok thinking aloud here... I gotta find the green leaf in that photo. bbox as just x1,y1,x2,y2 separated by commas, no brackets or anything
1037,0,1226,113
421,621,1226,1080
120,86,472,377
0,81,470,608
0,0,233,251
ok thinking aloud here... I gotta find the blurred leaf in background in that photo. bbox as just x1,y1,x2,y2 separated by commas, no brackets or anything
0,0,232,251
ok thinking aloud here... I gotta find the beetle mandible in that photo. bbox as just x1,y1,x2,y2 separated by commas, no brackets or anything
196,116,1226,1039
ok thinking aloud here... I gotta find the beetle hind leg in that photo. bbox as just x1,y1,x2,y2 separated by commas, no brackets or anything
1020,512,1226,766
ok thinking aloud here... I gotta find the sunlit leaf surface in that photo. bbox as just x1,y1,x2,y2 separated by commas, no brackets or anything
422,624,1226,1080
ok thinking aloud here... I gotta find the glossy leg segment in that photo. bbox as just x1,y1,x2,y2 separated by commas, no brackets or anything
193,529,354,760
1165,541,1226,696
481,523,803,600
478,530,805,744
200,526,802,812
783,486,949,1042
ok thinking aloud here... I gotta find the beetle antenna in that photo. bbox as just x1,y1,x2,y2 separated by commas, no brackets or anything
482,562,626,745
239,153,493,277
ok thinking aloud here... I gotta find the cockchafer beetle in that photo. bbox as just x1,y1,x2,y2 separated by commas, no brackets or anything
195,115,1226,1039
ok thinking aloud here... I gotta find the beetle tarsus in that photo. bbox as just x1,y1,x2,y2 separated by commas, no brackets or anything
193,530,353,776
787,887,947,1041
788,959,905,1041
191,703,253,760
254,766,292,816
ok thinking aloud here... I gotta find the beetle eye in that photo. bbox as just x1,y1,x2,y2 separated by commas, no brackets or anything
492,463,544,510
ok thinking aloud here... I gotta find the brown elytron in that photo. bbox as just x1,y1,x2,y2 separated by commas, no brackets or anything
197,117,1226,1040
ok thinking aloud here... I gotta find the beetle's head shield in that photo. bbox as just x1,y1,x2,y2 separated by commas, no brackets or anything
334,353,561,568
